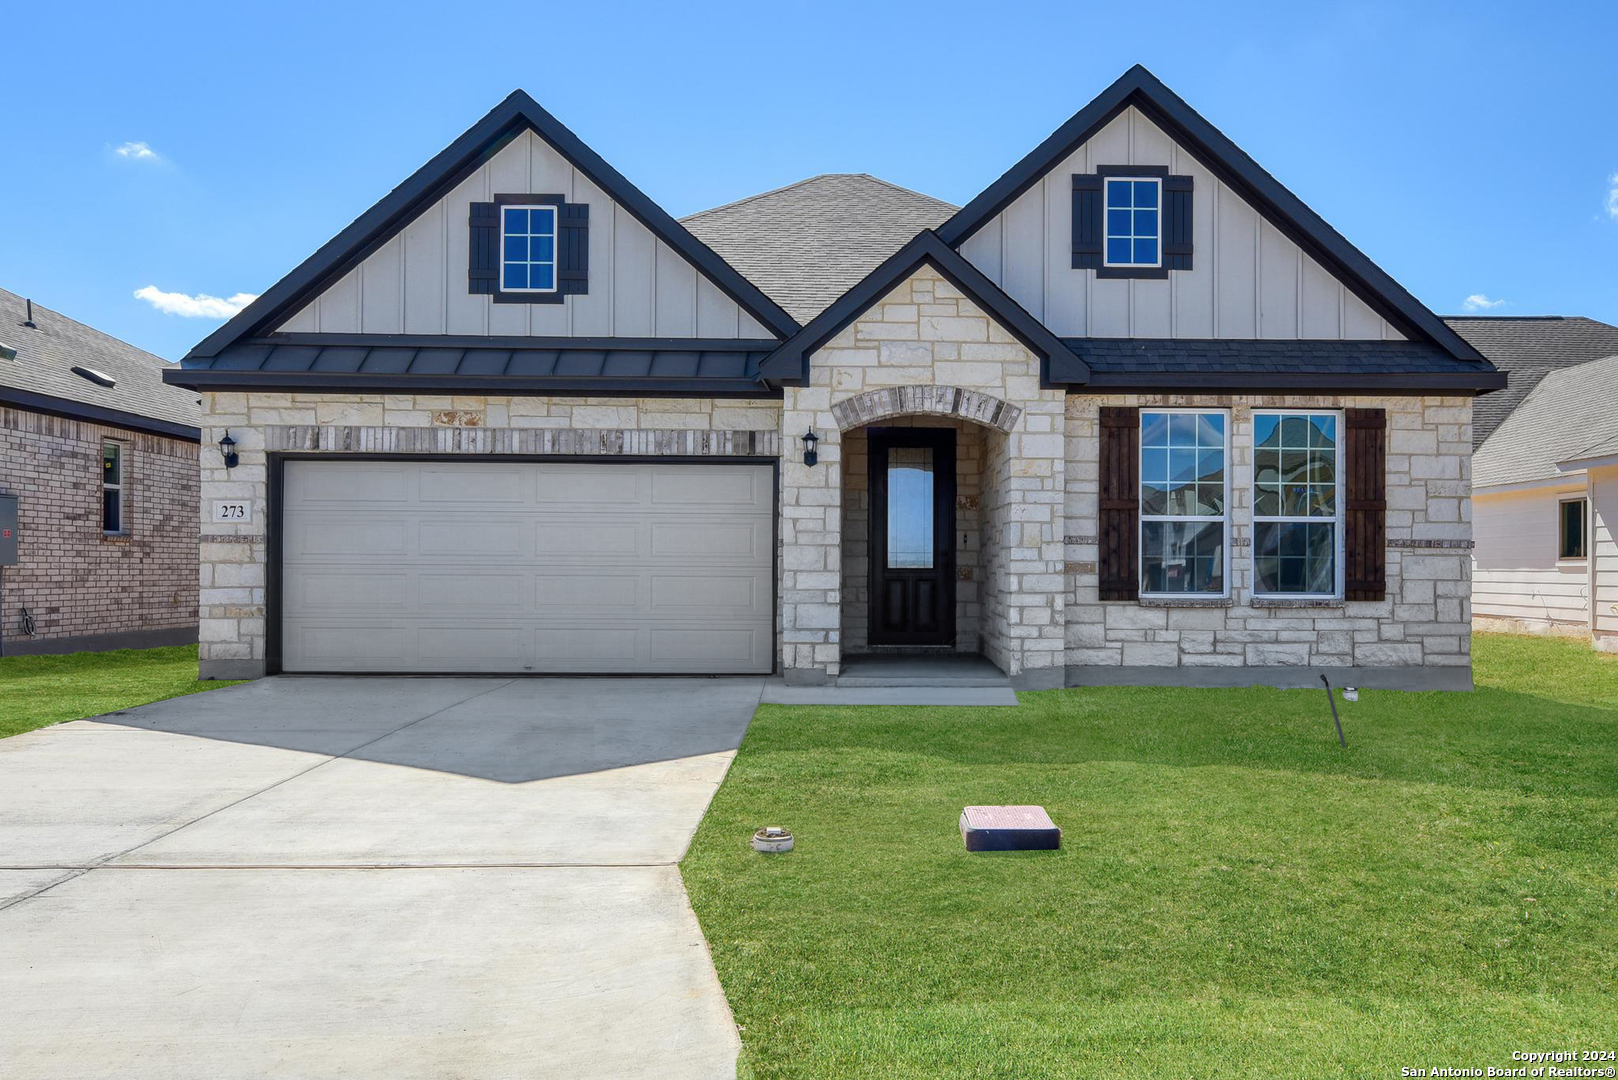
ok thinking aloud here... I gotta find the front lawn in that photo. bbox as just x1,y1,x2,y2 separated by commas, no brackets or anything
0,645,240,740
682,634,1618,1078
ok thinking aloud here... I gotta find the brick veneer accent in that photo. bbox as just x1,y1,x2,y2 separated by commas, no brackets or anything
0,406,198,651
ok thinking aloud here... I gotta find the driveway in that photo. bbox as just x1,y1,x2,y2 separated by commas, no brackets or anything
0,676,762,1079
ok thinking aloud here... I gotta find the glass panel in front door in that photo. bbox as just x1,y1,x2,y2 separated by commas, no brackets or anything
887,446,934,569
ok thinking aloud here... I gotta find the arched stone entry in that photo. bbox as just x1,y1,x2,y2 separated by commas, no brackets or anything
831,385,1022,434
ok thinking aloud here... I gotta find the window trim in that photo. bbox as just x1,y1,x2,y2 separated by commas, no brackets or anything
101,441,125,536
1557,496,1588,561
498,203,560,295
1102,175,1163,270
1139,406,1231,600
1251,408,1345,600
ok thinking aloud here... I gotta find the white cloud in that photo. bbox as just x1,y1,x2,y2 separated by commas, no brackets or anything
114,141,160,162
1606,172,1618,221
1461,294,1506,312
134,286,257,319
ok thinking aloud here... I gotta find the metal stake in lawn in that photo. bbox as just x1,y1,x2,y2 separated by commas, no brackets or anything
1320,674,1347,748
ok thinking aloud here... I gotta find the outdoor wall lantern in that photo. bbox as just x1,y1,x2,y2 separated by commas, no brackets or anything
218,431,239,470
802,428,819,467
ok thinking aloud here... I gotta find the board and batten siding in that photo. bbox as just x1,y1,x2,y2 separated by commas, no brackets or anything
1472,484,1590,627
274,130,770,339
958,106,1404,341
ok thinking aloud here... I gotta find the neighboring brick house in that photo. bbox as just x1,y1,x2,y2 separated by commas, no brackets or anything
166,66,1503,688
0,288,201,655
1450,316,1618,649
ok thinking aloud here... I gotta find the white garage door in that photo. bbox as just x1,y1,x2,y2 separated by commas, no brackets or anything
279,460,775,674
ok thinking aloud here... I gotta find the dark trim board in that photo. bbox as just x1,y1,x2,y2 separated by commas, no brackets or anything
264,453,781,678
936,65,1488,365
0,388,202,442
183,90,799,363
165,369,779,397
1074,370,1507,394
236,334,778,352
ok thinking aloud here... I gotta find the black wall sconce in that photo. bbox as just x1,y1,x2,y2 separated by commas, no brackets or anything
801,428,819,467
218,430,239,469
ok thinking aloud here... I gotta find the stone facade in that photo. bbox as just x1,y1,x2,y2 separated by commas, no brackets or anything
777,266,1068,687
0,406,198,653
1062,394,1474,687
194,392,781,678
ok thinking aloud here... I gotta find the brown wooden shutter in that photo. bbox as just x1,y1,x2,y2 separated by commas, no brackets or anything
1344,407,1387,601
1098,406,1140,601
1071,174,1104,269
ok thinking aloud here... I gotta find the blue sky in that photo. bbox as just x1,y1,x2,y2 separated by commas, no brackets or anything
3,0,1614,361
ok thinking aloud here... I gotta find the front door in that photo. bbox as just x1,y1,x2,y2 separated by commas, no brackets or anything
868,428,956,646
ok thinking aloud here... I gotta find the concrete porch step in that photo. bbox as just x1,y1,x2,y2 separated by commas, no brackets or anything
834,654,1010,688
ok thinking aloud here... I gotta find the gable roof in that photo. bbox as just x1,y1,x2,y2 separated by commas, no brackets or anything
759,230,1087,385
1444,315,1618,447
184,90,800,362
683,174,956,322
1,287,199,440
937,65,1485,366
1474,352,1618,488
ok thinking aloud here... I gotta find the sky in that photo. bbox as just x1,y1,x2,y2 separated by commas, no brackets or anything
2,0,1615,362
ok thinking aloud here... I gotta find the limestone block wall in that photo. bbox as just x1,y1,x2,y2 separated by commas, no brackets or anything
778,265,1067,686
841,418,985,655
195,391,780,679
0,406,197,652
1063,394,1474,684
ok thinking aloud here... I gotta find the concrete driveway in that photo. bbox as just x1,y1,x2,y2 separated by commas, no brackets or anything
0,676,762,1079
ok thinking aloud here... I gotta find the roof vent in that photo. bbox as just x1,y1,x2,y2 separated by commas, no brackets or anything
22,299,37,330
0,343,16,362
71,366,116,388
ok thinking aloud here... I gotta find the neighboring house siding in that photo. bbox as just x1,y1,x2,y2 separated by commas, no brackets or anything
1062,394,1472,676
0,406,198,652
957,105,1404,342
1595,465,1618,648
195,392,782,677
273,131,770,340
1471,485,1590,632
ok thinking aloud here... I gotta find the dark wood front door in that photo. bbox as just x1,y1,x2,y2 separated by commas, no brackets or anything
868,428,956,646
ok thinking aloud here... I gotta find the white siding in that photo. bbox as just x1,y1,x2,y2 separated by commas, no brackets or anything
272,130,760,339
1472,485,1590,626
1594,466,1618,634
958,106,1404,341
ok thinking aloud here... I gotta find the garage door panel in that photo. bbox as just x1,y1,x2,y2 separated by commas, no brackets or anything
280,461,773,674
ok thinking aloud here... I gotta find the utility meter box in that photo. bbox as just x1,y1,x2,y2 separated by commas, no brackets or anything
0,494,18,566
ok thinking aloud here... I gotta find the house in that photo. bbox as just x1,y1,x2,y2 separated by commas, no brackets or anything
1453,316,1618,649
165,66,1504,688
0,288,201,655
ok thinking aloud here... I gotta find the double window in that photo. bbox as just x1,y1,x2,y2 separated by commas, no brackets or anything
102,442,123,534
1252,412,1342,597
1140,410,1227,595
1104,177,1161,268
1559,498,1588,560
1136,410,1345,599
500,204,558,293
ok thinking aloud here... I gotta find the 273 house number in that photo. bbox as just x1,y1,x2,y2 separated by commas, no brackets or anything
212,501,252,523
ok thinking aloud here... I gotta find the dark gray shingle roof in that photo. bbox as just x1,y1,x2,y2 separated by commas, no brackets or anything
1070,338,1479,375
1474,353,1618,487
1443,315,1618,447
682,174,956,323
0,287,199,433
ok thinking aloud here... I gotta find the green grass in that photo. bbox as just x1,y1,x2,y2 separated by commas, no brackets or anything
682,634,1618,1078
0,645,240,739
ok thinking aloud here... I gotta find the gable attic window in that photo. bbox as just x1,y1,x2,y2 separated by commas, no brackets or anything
1104,177,1161,268
501,205,558,293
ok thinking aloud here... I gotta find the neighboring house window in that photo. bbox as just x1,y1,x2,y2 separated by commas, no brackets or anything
1559,498,1587,560
1253,411,1342,596
500,204,558,293
1104,177,1160,268
102,443,123,534
1140,410,1227,595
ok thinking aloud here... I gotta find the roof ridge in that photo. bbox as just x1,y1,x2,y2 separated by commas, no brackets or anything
1,287,171,367
853,174,958,211
681,175,846,221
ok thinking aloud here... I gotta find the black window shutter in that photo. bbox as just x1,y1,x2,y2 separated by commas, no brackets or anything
1163,175,1194,270
1071,174,1104,269
468,202,498,295
1344,408,1387,601
559,202,589,295
1098,406,1140,601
